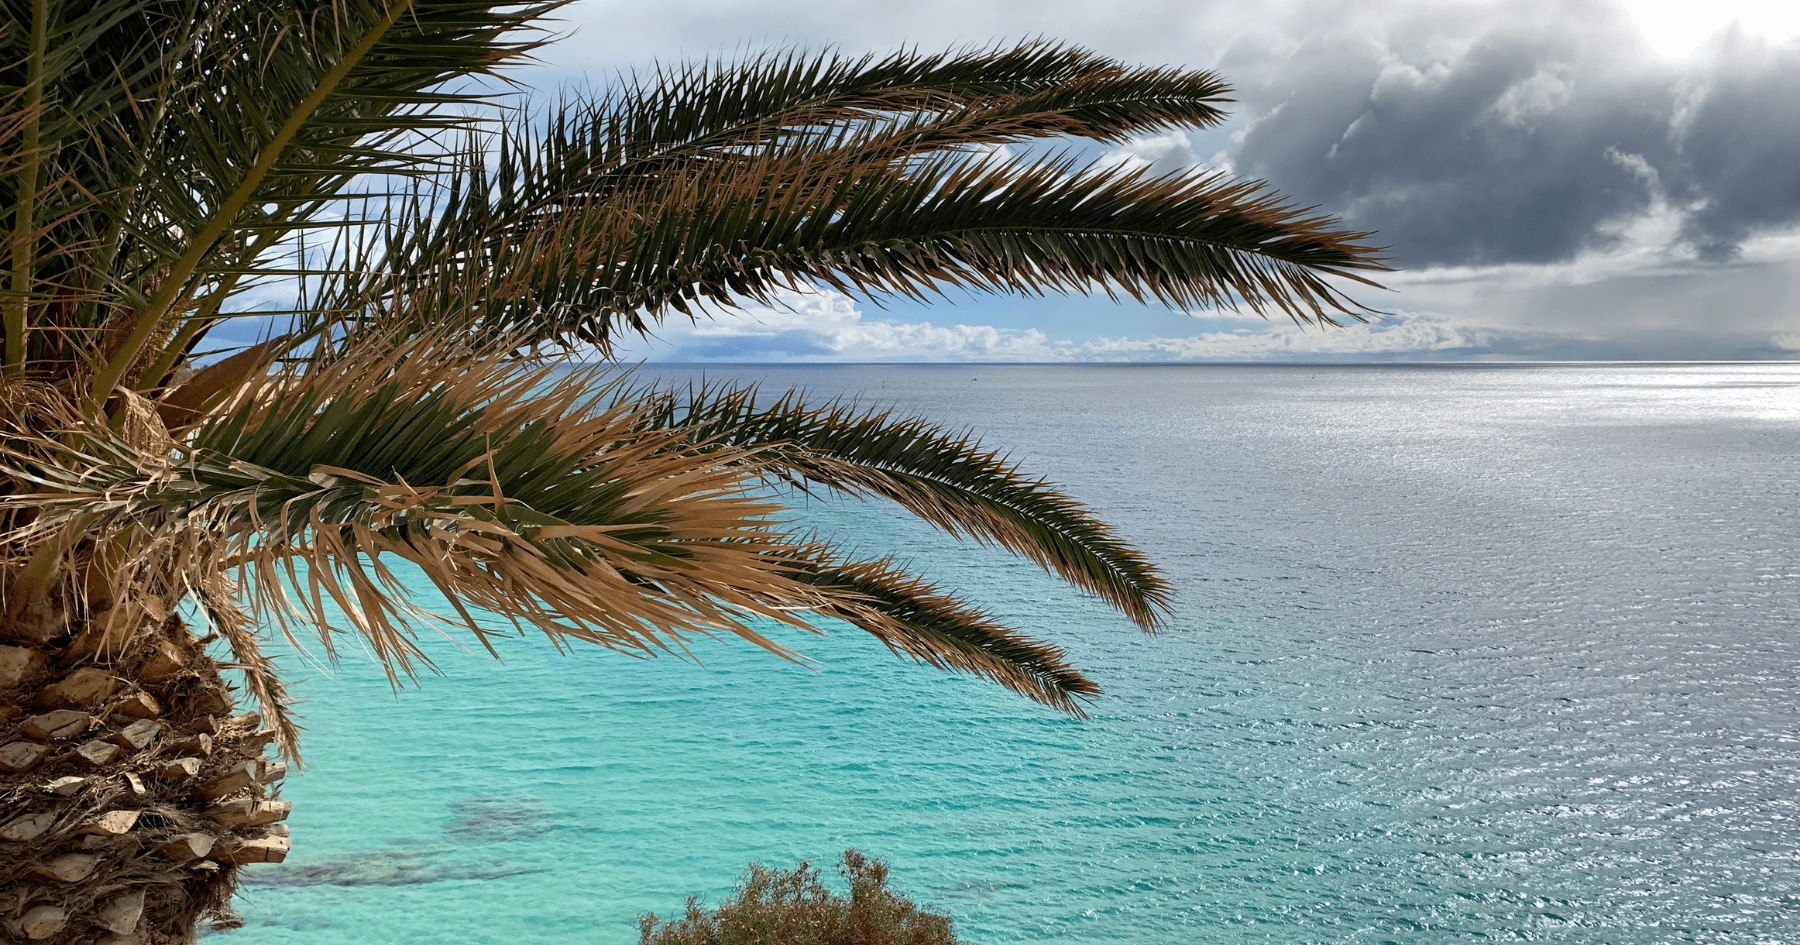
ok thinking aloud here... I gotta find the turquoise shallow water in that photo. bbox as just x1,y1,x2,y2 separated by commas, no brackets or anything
218,364,1800,944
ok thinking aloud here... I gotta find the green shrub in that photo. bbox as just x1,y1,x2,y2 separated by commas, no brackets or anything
639,850,961,945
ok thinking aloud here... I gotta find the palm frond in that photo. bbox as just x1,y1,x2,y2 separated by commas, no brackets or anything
630,382,1171,630
3,336,826,680
558,40,1236,184
189,569,305,762
341,104,1385,353
790,545,1101,715
3,335,1134,716
0,0,563,393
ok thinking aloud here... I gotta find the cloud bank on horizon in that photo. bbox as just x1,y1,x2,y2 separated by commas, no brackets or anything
546,0,1800,362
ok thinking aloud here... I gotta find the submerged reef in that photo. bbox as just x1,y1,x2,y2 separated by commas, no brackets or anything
244,794,556,888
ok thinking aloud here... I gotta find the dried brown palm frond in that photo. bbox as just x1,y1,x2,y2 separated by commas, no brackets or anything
3,333,1110,717
0,373,71,429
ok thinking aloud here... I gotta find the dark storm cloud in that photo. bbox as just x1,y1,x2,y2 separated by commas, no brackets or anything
1672,37,1800,258
1218,3,1800,267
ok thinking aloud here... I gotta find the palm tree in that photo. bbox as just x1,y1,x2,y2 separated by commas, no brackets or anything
0,2,1386,941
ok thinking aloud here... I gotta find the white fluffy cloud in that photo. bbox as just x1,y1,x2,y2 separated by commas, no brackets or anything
1078,315,1515,360
614,289,1062,361
1095,132,1209,177
610,287,1599,363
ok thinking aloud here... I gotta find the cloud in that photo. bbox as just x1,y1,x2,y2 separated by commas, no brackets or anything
621,288,1064,362
1670,34,1800,257
1095,132,1205,177
1081,314,1529,361
614,287,1724,363
1215,0,1800,266
660,330,841,360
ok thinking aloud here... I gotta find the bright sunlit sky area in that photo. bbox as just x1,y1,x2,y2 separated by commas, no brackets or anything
289,0,1800,363
1622,1,1800,58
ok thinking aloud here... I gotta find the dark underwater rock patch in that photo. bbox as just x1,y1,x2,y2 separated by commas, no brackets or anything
243,850,543,887
241,795,556,889
444,794,557,843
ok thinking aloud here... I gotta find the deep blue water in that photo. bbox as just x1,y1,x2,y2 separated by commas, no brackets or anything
220,364,1800,944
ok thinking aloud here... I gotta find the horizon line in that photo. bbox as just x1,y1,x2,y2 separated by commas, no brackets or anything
584,359,1800,367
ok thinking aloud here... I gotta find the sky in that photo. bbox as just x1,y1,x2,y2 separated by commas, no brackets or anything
525,0,1800,363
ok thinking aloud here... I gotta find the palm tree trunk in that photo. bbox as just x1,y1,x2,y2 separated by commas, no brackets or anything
1,584,289,944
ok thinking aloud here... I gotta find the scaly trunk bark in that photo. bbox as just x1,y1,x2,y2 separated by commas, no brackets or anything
1,583,290,944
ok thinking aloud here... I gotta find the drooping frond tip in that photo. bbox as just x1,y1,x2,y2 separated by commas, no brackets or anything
625,380,1174,631
792,547,1103,716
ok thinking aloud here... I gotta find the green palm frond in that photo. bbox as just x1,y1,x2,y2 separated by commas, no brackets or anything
1,0,562,392
322,41,1381,353
629,382,1171,630
571,150,1382,346
790,546,1101,714
556,40,1236,180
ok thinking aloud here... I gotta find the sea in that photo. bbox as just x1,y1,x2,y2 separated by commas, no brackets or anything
216,363,1800,945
